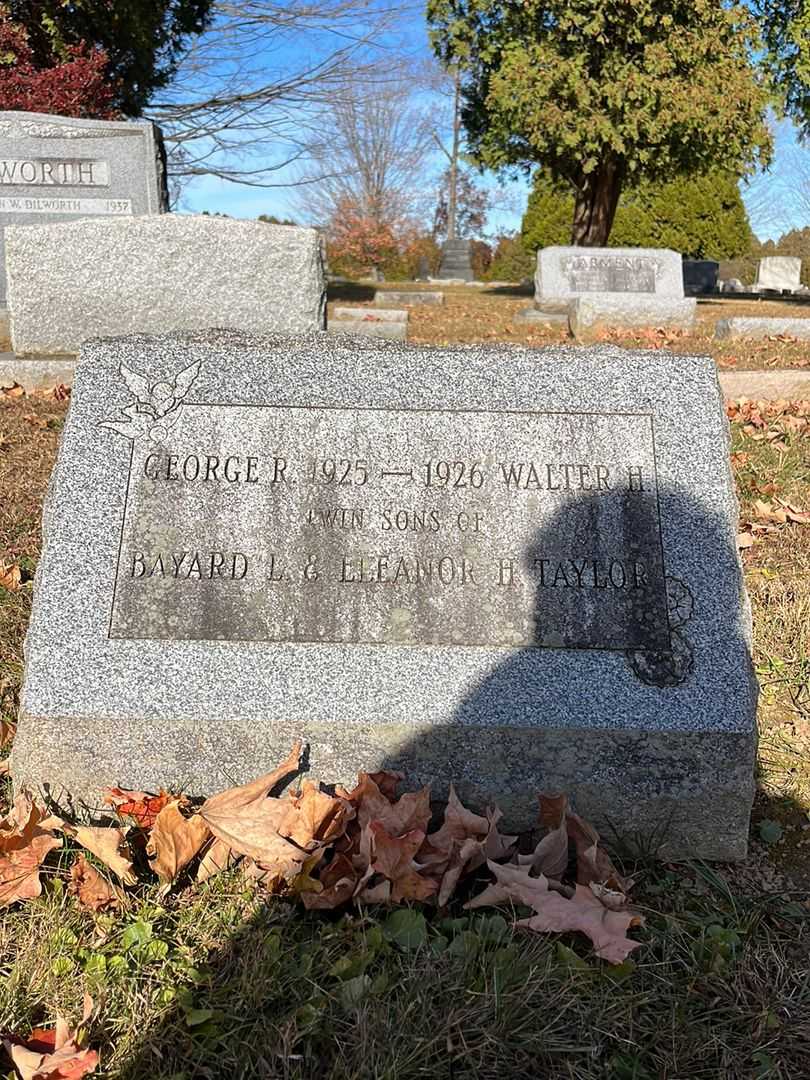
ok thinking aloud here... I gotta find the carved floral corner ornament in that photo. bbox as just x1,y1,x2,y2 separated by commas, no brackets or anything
99,361,201,442
626,576,695,688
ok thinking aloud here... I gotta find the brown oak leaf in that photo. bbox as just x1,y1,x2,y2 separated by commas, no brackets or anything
0,561,22,593
61,824,137,886
518,793,570,879
68,855,122,912
277,780,353,849
343,773,432,836
301,853,357,910
364,822,437,903
465,861,643,964
195,837,237,883
0,794,62,907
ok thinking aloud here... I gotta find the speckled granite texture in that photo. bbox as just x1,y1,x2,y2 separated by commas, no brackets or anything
5,217,325,355
0,110,166,306
12,332,758,858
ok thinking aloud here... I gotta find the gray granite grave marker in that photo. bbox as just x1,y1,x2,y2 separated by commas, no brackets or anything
13,332,757,859
526,246,695,334
5,216,325,354
0,111,167,307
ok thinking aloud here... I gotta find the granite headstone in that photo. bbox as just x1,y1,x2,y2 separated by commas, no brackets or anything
5,216,325,354
527,246,696,334
13,332,757,859
0,111,167,308
754,256,802,293
682,260,719,295
437,238,474,282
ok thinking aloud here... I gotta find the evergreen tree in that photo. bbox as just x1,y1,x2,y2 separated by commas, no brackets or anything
521,171,753,259
428,0,771,245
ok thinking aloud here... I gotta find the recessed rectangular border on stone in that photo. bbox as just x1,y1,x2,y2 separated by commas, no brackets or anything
105,400,671,653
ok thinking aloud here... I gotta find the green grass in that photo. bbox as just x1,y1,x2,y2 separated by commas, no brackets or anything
1,855,809,1079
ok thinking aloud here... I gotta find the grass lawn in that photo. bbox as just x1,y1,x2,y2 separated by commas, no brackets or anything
1,386,809,1079
328,282,810,372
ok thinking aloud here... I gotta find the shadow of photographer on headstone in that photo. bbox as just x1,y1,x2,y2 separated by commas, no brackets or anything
376,476,758,862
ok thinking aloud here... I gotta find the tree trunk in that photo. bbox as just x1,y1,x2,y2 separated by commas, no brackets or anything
571,157,624,246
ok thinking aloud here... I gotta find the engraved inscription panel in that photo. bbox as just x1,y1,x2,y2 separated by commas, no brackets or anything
109,406,671,650
0,158,110,187
562,254,661,294
0,196,130,215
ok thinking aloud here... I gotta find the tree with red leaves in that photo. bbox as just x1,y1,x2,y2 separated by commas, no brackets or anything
0,7,117,118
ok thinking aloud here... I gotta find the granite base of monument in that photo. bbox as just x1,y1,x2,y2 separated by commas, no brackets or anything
570,296,697,342
13,332,757,859
716,317,810,341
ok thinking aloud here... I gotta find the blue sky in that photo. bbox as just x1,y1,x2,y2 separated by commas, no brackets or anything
178,10,809,244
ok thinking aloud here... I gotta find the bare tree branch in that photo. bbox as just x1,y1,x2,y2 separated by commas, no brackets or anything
145,0,420,198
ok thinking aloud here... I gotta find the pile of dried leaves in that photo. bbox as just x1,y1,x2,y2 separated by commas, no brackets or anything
727,398,810,444
0,743,642,967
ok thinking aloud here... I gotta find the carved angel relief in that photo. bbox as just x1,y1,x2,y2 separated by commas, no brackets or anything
99,360,201,442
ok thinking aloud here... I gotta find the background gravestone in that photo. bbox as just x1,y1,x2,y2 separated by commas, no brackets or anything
13,331,757,860
526,246,696,336
5,216,326,354
754,256,802,293
436,238,474,282
0,111,167,308
682,260,719,295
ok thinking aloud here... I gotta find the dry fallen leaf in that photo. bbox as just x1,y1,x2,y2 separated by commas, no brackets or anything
366,822,437,903
465,861,643,964
564,809,631,894
68,855,122,912
0,718,15,748
0,382,25,398
103,788,181,832
418,786,516,905
146,802,210,885
196,836,237,883
0,561,22,593
61,824,137,886
277,780,353,849
344,773,432,836
2,994,98,1079
199,743,309,876
302,853,358,910
0,794,62,907
518,793,570,879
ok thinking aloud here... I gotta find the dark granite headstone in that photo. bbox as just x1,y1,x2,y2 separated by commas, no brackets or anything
437,238,474,282
682,260,719,295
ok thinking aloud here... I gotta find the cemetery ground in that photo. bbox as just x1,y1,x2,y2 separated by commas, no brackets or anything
329,282,810,371
0,388,809,1078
